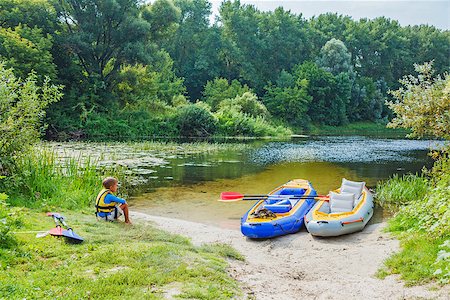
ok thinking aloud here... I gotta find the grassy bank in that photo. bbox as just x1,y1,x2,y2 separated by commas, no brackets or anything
307,121,410,137
375,159,450,285
1,144,246,299
0,209,243,299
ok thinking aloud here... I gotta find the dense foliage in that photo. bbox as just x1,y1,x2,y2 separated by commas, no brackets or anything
376,64,449,285
0,0,448,138
387,62,450,139
0,63,62,170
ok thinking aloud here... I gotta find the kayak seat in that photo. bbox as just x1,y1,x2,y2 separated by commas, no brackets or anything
265,197,286,204
263,199,292,213
277,188,305,197
329,191,354,213
264,198,291,205
341,178,365,207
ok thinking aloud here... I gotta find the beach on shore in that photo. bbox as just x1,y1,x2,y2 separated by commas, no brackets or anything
132,211,449,300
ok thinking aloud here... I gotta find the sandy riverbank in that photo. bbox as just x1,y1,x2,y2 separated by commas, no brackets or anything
131,211,448,300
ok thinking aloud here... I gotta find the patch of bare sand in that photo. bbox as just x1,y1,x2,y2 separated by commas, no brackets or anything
131,211,449,300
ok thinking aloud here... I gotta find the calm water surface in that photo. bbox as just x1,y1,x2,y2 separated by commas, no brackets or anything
130,136,442,229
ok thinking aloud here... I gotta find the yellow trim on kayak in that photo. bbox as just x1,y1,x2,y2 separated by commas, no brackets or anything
245,179,312,223
311,188,368,221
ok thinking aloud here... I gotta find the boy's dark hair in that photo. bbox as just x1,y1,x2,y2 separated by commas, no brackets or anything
102,177,118,189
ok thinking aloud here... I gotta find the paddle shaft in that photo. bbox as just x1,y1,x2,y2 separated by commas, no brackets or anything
58,217,72,230
242,195,324,201
220,191,327,201
241,194,326,198
52,215,61,228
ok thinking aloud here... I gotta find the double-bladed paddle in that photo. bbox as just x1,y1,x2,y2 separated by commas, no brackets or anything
219,191,329,202
47,212,84,244
48,213,64,236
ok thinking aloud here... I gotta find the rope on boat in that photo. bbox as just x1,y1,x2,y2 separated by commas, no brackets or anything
274,218,301,233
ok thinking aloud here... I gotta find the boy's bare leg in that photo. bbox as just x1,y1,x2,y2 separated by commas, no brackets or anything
120,203,132,224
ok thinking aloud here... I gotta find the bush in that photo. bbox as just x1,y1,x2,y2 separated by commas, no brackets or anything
203,78,252,111
175,104,217,137
84,114,131,139
81,102,179,139
216,108,291,137
0,62,62,169
378,160,449,238
218,92,268,118
408,154,450,237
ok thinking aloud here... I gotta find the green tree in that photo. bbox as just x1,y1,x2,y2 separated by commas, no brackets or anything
0,0,58,34
263,70,312,127
308,13,352,58
0,25,56,80
349,77,386,122
165,0,223,101
218,91,268,118
317,38,353,75
0,62,63,170
387,62,450,139
56,0,179,90
203,78,252,111
219,1,310,93
142,0,180,42
114,51,186,107
295,61,347,126
404,25,450,77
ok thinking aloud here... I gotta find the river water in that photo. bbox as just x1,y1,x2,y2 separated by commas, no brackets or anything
125,136,442,229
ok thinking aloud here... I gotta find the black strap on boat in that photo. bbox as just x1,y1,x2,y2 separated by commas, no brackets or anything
274,218,300,233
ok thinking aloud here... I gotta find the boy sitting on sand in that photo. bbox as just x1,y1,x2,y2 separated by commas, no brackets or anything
95,177,131,224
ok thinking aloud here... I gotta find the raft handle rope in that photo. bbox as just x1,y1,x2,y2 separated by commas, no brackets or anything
274,218,300,233
341,217,364,226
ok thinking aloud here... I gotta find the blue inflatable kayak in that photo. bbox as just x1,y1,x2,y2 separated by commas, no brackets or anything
241,179,317,239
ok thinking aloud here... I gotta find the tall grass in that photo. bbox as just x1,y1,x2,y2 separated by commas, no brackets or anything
6,149,125,209
376,174,429,208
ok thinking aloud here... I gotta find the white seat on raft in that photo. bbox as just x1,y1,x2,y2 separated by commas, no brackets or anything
326,179,366,213
340,178,366,206
329,191,354,213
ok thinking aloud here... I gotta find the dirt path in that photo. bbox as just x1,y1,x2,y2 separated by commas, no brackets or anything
132,211,448,300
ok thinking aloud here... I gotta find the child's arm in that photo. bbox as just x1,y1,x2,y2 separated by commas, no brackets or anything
104,194,126,205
